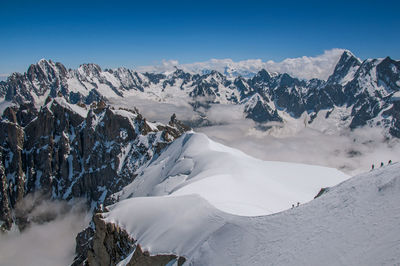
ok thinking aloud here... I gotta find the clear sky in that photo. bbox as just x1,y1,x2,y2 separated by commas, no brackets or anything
0,0,399,77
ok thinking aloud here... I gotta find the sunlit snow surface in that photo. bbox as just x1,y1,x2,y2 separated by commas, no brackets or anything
105,159,400,265
113,132,348,216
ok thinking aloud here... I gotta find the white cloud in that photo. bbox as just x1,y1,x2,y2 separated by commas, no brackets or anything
136,60,179,74
197,120,400,176
205,104,245,124
264,48,346,80
135,48,349,80
0,195,90,266
109,96,200,124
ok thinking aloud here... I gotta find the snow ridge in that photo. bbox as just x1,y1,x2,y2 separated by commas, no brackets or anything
111,132,349,216
104,160,400,265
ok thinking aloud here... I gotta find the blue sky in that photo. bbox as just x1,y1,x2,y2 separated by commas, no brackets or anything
0,0,399,77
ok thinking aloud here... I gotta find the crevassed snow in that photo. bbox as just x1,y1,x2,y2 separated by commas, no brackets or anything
104,162,400,265
114,132,348,216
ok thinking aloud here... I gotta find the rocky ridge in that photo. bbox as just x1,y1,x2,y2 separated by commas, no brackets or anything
73,209,186,266
0,97,189,231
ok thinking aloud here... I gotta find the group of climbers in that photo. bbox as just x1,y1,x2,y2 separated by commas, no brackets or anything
291,160,393,210
371,160,392,170
291,202,300,209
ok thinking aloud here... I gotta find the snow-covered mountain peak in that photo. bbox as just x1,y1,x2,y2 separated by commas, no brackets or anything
28,58,66,77
326,50,362,85
253,68,272,82
112,132,349,216
341,49,361,62
37,58,52,67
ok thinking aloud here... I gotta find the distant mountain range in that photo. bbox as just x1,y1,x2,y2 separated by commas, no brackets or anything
1,50,399,137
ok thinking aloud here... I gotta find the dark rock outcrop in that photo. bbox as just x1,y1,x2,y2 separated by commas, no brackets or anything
73,211,185,266
0,151,13,231
0,98,190,230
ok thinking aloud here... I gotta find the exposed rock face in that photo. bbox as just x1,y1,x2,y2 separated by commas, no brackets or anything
73,211,185,266
0,111,25,230
383,100,400,138
126,245,185,266
244,93,282,123
85,213,135,266
0,151,13,231
314,187,330,199
326,50,362,85
0,97,190,230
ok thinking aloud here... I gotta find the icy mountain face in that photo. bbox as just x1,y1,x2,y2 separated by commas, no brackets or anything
0,97,189,230
88,160,400,266
1,51,400,136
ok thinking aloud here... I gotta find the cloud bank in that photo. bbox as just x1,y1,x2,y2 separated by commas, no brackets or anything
110,99,400,176
136,48,348,80
0,195,90,266
198,119,400,176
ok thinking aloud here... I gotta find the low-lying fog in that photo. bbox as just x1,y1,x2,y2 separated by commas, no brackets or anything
0,194,90,266
113,97,400,175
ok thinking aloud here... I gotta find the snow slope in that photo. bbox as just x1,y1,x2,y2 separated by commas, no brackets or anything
113,132,348,216
104,161,400,266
